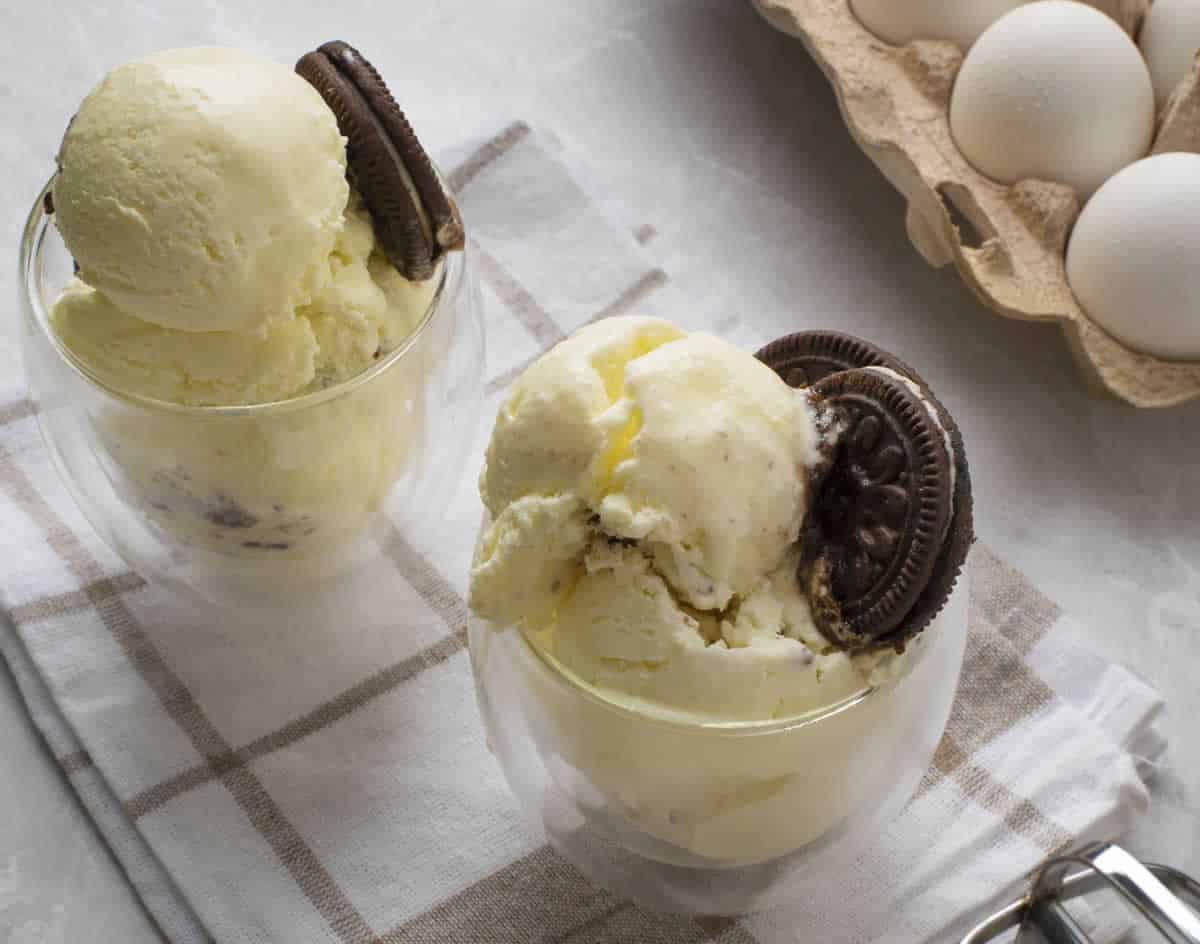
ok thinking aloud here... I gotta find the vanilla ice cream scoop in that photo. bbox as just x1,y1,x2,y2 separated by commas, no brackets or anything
468,317,912,725
54,47,348,334
43,43,450,562
478,316,821,613
51,193,434,405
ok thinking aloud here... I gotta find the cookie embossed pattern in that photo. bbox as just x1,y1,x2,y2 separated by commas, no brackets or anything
752,0,1200,407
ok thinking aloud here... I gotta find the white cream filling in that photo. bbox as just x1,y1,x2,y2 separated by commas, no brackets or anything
862,366,956,497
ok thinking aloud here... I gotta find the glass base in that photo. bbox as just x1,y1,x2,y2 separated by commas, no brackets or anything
471,571,970,915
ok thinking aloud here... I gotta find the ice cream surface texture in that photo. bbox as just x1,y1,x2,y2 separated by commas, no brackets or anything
470,317,909,723
43,45,448,562
51,47,435,406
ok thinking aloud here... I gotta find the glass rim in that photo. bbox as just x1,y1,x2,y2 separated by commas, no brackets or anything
20,175,453,418
466,516,954,736
477,618,902,743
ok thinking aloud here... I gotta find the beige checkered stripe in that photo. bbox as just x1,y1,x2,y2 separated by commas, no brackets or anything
373,846,755,943
8,571,147,625
58,748,95,774
918,545,1071,854
0,399,36,426
445,121,531,194
0,440,377,942
484,266,668,395
0,121,699,942
0,120,1072,939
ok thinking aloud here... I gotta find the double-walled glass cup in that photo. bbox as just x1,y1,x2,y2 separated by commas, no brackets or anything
19,179,483,609
470,564,969,915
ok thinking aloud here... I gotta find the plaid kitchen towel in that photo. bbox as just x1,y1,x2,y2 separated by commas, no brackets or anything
0,123,1165,944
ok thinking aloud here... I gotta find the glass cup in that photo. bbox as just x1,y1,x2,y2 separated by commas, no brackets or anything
470,554,969,915
19,178,484,610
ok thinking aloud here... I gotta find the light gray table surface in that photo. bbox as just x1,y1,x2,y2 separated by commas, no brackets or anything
1,2,1197,940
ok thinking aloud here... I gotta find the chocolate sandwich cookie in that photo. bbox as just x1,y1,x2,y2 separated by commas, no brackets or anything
756,331,918,389
800,366,971,652
901,391,973,644
296,41,464,281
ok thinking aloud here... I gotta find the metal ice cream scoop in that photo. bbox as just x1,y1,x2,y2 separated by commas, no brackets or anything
961,842,1200,944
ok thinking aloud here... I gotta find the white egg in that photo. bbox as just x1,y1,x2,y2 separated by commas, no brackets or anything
849,0,1030,51
1140,0,1200,107
949,1,1155,198
1067,153,1200,360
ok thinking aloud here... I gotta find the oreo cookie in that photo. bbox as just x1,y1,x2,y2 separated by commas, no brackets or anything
296,41,464,281
801,366,971,652
900,392,973,645
757,331,917,389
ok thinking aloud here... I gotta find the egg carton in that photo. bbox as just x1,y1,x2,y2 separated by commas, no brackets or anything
752,0,1200,408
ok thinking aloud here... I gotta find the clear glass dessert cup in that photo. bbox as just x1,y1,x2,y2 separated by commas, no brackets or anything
19,178,484,610
469,559,970,915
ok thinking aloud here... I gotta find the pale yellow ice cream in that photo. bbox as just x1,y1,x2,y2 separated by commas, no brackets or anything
46,47,440,559
52,48,436,405
94,347,429,559
54,47,348,336
478,316,818,613
470,316,907,724
52,194,435,406
476,582,965,864
469,317,963,865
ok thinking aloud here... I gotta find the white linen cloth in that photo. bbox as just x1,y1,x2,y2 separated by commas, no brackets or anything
0,123,1165,944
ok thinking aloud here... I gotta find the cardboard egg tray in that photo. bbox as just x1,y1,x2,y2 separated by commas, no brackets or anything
753,0,1200,407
